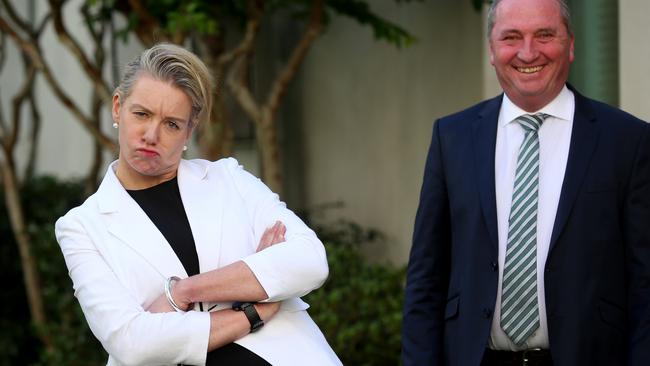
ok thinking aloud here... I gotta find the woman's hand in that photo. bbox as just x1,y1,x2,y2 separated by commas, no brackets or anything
256,221,286,252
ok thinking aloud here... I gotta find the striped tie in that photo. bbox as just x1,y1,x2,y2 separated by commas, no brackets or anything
501,113,549,346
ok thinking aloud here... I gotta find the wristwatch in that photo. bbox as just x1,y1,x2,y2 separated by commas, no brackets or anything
232,302,264,333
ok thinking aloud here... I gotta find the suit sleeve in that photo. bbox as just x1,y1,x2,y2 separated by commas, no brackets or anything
402,120,451,365
223,158,329,301
625,122,650,365
55,214,211,366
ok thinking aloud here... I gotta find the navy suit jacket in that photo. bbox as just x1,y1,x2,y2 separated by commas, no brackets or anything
402,87,650,366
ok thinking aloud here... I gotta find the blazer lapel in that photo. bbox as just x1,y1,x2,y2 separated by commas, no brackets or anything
549,90,600,252
177,160,224,272
97,162,188,278
474,95,503,250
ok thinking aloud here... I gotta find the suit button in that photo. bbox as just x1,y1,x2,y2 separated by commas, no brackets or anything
483,308,492,318
491,262,498,272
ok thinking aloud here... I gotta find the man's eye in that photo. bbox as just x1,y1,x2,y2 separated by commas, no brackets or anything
538,33,554,40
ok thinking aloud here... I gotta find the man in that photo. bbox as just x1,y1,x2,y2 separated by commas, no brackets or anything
401,0,650,365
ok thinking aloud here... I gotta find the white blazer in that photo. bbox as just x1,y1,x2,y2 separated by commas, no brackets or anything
55,158,342,366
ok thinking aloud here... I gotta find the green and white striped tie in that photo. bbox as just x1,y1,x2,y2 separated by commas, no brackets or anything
501,113,549,346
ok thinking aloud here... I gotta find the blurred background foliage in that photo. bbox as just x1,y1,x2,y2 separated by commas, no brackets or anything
1,177,405,365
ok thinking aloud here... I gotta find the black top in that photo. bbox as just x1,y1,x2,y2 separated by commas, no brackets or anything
127,177,200,276
127,177,270,366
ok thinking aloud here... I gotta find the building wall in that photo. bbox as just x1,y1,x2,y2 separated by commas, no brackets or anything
3,0,647,266
295,0,484,264
620,0,650,121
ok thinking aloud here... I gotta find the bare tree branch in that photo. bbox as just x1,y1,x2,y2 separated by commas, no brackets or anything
47,0,113,104
217,4,262,67
0,31,7,139
0,14,117,152
82,0,109,193
8,61,36,151
0,0,33,34
227,55,261,123
262,0,324,126
24,82,40,181
224,0,265,123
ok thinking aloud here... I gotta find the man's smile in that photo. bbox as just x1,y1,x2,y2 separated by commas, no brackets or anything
515,65,544,74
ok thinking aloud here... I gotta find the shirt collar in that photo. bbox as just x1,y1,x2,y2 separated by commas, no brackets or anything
499,85,575,127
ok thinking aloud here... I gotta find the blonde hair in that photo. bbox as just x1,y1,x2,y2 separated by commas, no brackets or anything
115,43,213,127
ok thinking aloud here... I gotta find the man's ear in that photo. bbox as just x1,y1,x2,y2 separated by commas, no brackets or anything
112,93,121,123
488,41,496,66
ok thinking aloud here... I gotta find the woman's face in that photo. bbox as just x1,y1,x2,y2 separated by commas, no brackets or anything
112,74,193,189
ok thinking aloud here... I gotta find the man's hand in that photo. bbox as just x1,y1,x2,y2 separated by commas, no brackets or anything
256,221,286,253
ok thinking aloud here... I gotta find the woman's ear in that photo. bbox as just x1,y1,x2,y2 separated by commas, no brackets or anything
112,93,121,123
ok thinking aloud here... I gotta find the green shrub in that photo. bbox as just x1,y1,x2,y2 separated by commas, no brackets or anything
2,178,405,365
305,221,406,366
0,176,106,366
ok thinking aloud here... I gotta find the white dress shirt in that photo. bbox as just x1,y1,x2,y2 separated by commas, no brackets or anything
489,85,575,350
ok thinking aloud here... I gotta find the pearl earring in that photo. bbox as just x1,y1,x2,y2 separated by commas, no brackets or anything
183,146,188,151
112,122,118,129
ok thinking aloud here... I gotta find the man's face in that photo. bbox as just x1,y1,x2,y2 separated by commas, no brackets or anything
489,0,574,112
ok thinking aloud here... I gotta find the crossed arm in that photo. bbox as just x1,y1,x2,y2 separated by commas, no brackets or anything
147,221,288,351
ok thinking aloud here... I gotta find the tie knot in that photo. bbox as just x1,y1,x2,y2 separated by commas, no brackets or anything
516,113,549,132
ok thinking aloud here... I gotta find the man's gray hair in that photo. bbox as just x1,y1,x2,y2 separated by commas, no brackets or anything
115,43,213,127
487,0,573,38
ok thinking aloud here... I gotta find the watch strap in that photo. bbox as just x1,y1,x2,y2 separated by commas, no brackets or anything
232,302,264,333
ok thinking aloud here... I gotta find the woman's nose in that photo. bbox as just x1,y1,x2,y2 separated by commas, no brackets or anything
141,121,160,144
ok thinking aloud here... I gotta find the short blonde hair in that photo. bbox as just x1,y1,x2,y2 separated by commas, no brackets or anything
115,43,213,127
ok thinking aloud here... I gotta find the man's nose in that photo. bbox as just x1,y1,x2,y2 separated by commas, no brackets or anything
517,38,539,62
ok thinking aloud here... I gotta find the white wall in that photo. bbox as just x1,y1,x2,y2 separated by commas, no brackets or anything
297,0,484,264
620,0,650,121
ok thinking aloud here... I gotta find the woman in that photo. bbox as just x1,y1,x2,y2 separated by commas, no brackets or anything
55,43,342,366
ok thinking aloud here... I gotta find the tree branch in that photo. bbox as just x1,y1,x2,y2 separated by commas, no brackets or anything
262,0,324,126
0,32,7,140
224,0,265,123
9,61,36,151
217,4,262,67
0,0,33,34
24,80,40,181
227,55,261,123
0,14,117,152
47,0,112,104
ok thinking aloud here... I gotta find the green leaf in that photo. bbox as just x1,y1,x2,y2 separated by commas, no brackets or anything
326,0,417,48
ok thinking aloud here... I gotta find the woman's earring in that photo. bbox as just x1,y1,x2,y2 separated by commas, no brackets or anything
112,122,118,129
183,145,188,151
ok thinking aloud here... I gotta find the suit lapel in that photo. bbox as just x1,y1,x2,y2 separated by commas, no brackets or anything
549,91,600,251
97,162,188,278
474,95,503,250
177,160,224,272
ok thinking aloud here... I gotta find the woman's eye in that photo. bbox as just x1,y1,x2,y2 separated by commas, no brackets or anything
167,120,180,130
133,111,147,118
